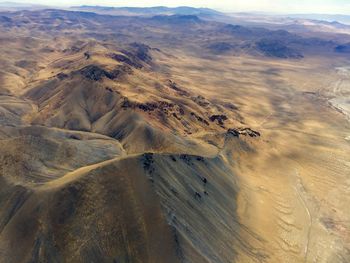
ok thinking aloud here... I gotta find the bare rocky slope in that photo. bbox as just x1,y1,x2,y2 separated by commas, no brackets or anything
0,14,263,262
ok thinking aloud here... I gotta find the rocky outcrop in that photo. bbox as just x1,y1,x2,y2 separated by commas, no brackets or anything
129,42,152,62
190,112,209,125
191,95,210,107
256,39,303,59
335,43,350,53
109,53,142,69
78,65,129,81
0,15,13,27
208,42,235,54
210,114,228,126
56,73,68,80
79,65,115,81
227,128,260,137
168,80,190,96
150,15,202,25
110,43,152,69
219,24,253,36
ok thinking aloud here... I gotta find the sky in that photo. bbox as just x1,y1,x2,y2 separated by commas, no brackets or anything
4,0,350,14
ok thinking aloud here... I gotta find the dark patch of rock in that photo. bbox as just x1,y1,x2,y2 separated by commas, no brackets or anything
69,134,81,140
83,52,90,59
109,53,142,68
320,217,336,230
194,191,202,201
142,153,155,175
151,15,201,25
168,80,190,96
56,73,68,80
121,98,135,109
15,60,37,69
238,128,260,137
196,156,205,162
227,128,261,137
178,107,185,115
130,42,152,62
209,115,228,125
256,39,303,59
208,42,235,54
138,102,158,112
79,65,115,81
191,95,210,107
227,129,240,137
220,24,253,36
0,16,12,24
191,112,209,125
224,102,238,111
69,46,82,53
335,43,350,53
172,113,181,120
180,154,193,165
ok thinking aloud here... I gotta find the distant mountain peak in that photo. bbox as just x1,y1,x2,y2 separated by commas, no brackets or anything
70,5,222,17
150,14,203,25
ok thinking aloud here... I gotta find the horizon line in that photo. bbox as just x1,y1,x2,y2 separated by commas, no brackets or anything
0,2,350,16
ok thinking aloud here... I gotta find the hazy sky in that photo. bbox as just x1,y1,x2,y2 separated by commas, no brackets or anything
6,0,350,14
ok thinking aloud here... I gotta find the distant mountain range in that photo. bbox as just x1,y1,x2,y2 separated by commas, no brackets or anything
71,5,223,18
287,14,350,25
0,1,47,10
1,2,350,25
1,2,350,35
0,8,346,59
69,6,350,31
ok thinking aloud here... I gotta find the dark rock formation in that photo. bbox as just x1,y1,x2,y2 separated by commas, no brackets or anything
219,24,253,36
256,39,303,59
179,154,193,165
191,96,210,107
209,115,228,125
78,65,127,81
84,52,90,59
172,113,180,120
168,80,189,96
227,128,261,138
190,112,209,125
0,15,12,24
238,128,260,137
335,43,350,53
208,42,235,54
56,73,68,80
194,191,202,200
142,153,155,175
79,65,115,81
150,15,202,25
138,103,158,112
109,53,142,68
110,43,152,69
121,98,135,109
224,102,238,111
227,128,240,137
129,42,152,62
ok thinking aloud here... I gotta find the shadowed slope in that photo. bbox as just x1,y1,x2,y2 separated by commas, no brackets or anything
0,156,179,263
0,143,266,263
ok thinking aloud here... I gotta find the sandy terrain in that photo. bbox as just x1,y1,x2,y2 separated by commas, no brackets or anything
158,53,350,262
